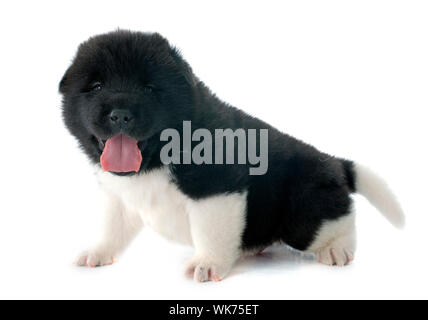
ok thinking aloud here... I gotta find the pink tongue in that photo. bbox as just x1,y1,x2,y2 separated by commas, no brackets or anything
100,134,142,172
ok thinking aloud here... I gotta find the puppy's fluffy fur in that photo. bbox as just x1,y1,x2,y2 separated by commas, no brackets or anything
60,30,404,282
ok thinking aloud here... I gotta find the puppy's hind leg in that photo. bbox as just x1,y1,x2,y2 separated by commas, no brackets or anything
185,192,247,282
306,210,356,267
75,193,143,268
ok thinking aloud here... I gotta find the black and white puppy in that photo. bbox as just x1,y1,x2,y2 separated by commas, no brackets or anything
60,30,404,282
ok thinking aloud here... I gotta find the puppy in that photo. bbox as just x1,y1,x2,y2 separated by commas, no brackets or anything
60,30,404,282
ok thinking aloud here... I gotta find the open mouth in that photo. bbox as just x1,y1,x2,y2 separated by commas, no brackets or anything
96,134,143,173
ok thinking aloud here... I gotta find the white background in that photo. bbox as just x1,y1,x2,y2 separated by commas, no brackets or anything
0,0,427,299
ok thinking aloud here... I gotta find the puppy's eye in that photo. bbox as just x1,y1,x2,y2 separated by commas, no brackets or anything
90,82,102,92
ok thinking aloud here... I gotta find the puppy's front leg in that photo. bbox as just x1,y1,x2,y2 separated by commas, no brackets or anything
186,192,247,282
75,193,143,268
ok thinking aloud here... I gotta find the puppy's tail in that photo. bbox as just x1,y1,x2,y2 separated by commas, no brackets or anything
341,159,405,229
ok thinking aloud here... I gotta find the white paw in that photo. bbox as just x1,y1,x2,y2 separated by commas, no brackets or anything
74,250,115,268
185,256,232,282
316,246,354,267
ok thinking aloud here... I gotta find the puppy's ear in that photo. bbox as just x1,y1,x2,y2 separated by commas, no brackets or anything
170,47,196,87
59,67,72,94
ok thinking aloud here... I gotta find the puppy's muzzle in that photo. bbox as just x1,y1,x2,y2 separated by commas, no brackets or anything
109,109,135,130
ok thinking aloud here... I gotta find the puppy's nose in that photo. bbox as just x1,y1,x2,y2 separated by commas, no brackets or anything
109,109,134,127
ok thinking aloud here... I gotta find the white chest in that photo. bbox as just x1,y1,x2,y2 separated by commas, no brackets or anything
95,166,193,245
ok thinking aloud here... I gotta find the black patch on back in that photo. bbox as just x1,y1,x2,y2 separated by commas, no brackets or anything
340,159,356,193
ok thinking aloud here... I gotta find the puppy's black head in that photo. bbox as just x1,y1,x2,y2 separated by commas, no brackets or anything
59,30,195,174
